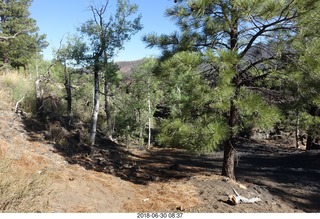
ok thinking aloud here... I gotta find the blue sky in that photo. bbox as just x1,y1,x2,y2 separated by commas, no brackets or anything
29,0,177,61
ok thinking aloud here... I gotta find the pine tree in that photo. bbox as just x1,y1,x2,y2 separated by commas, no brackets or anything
0,0,47,72
156,51,230,153
145,0,317,179
284,1,320,149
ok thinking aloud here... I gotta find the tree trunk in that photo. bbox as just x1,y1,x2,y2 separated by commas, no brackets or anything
222,97,238,180
64,61,72,121
222,8,239,180
222,139,236,179
147,78,151,149
89,65,100,146
35,77,44,117
23,64,28,78
295,110,300,148
137,109,144,147
139,125,144,147
104,79,112,139
147,97,151,149
103,51,113,140
65,78,72,118
306,135,313,151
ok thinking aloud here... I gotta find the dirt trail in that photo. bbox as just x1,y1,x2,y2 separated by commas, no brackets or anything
1,95,318,212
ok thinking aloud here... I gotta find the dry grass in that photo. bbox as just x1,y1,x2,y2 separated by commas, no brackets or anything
0,72,36,113
126,181,201,212
0,72,55,212
0,150,51,213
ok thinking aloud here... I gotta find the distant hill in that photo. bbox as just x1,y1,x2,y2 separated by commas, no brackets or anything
116,59,144,75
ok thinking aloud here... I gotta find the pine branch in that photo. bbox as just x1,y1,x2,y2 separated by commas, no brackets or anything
239,2,298,58
239,72,270,87
0,30,27,41
247,86,295,104
239,56,277,76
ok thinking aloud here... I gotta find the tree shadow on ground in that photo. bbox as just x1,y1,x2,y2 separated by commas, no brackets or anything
21,115,221,185
235,140,320,213
21,116,320,212
63,134,222,185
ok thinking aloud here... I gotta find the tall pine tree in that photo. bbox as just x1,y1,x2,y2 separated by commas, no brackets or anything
0,0,47,72
145,0,317,179
285,1,320,149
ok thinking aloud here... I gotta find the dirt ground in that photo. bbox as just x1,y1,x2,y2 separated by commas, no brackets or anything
1,96,320,213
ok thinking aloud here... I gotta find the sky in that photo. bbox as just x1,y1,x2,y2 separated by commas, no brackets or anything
29,0,177,61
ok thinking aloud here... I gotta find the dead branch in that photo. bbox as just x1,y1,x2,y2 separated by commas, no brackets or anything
228,187,262,205
0,29,30,41
15,96,25,113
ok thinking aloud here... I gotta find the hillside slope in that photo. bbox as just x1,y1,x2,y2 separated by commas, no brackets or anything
0,83,315,213
0,87,200,212
116,59,144,75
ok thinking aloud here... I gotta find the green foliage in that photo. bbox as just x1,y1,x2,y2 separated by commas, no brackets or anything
155,51,230,152
68,71,94,122
78,0,143,59
278,2,320,138
156,50,282,151
53,34,89,66
157,117,228,154
114,58,163,145
0,0,47,69
160,51,212,115
143,0,312,161
237,87,282,131
114,91,139,142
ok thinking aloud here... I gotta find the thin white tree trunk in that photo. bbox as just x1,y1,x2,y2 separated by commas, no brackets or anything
90,70,100,146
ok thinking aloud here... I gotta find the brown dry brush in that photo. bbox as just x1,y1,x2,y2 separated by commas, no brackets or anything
0,156,52,213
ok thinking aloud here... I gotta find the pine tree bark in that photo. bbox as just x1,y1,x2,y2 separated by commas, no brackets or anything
222,139,236,179
222,96,239,180
222,14,239,180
